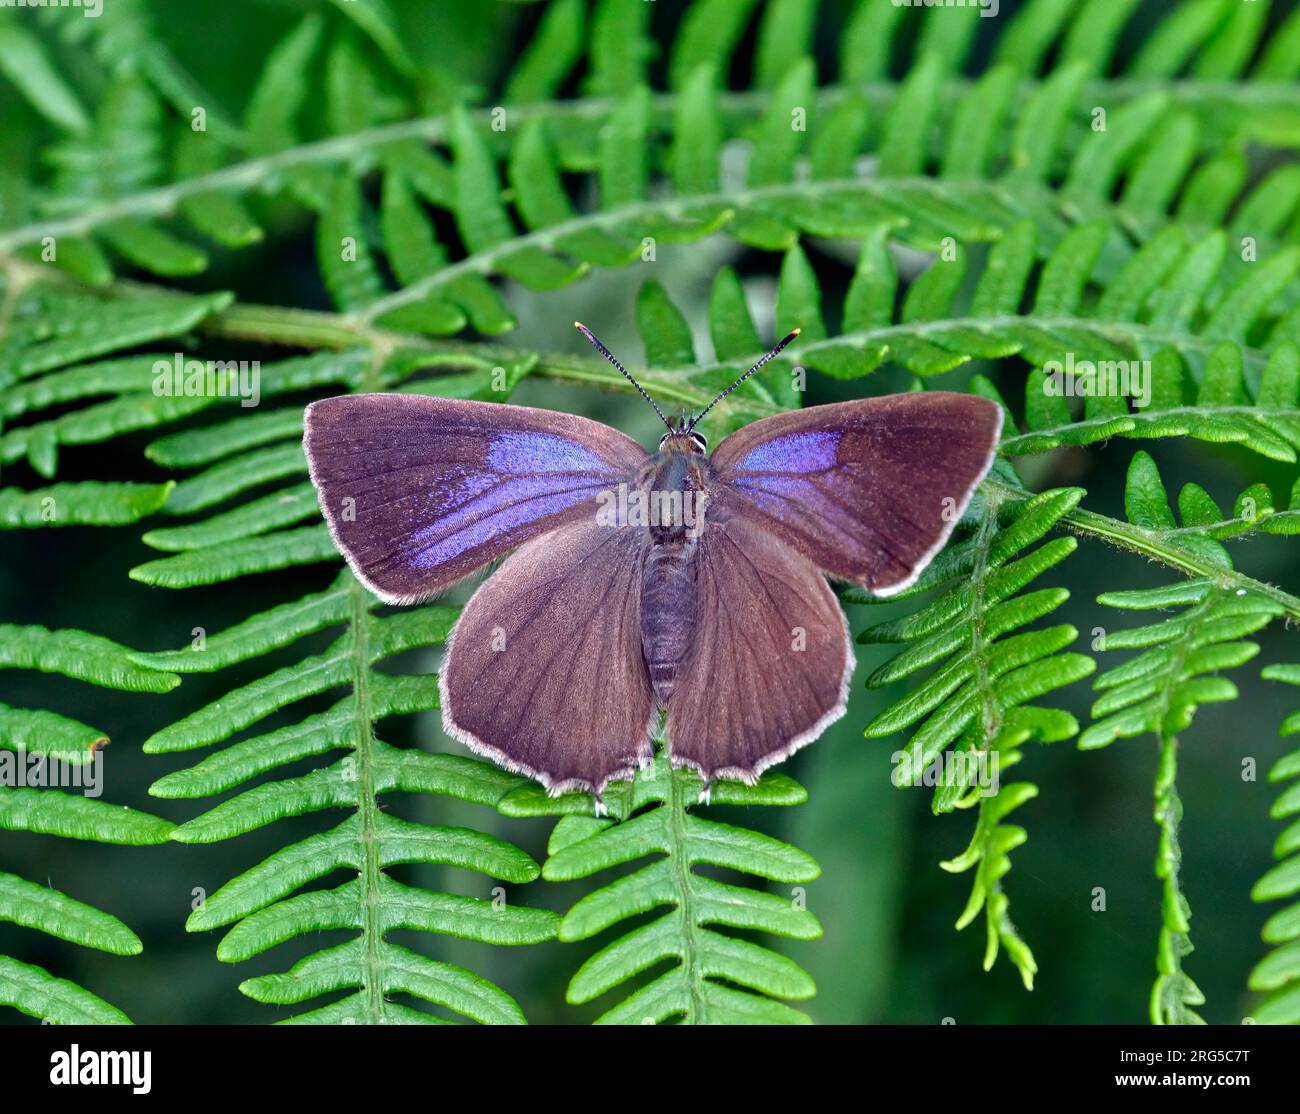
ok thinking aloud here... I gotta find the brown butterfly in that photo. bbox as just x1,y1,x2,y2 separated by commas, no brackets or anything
305,325,1002,797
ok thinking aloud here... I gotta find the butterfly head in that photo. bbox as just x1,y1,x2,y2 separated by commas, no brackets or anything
659,416,708,454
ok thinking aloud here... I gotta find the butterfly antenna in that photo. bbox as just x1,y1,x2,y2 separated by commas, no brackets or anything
688,328,800,431
574,322,674,433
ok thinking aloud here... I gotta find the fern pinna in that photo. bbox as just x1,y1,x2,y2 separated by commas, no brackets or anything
1251,665,1300,1025
850,482,1093,990
0,626,175,1022
500,750,820,1024
1080,453,1293,1024
0,73,216,1023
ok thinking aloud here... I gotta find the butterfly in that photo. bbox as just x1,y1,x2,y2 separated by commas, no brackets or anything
304,324,1003,798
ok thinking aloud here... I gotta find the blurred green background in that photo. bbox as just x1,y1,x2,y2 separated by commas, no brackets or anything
0,0,1295,1024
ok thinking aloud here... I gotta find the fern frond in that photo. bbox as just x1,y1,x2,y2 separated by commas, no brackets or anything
849,475,1093,988
499,749,820,1024
5,0,1298,310
0,624,177,1022
1080,452,1286,1024
1250,664,1300,1025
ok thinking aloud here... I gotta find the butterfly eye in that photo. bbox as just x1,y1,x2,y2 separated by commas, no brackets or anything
690,431,708,452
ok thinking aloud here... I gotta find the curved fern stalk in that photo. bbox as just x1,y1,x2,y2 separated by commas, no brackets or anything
847,466,1094,989
0,625,177,1023
499,749,820,1024
1079,452,1286,1024
206,222,1300,457
9,217,1300,516
1250,664,1300,1024
130,567,558,1024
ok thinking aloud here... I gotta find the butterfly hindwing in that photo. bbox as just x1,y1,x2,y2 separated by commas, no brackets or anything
665,515,852,783
304,394,649,603
440,518,656,795
708,393,1003,595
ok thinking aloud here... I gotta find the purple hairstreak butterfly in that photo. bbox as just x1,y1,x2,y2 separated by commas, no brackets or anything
304,324,1002,797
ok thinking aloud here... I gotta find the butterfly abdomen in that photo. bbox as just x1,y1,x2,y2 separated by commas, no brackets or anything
636,445,713,705
640,539,699,706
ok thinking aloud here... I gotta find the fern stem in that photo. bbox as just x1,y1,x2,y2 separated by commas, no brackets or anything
199,301,383,350
1146,590,1216,1024
664,758,708,1024
347,574,387,1023
347,342,392,1022
945,487,1038,987
196,300,742,414
967,488,1006,745
1151,730,1199,1024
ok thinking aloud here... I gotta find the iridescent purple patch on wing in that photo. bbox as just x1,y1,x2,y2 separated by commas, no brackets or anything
732,431,861,548
738,430,840,474
404,433,622,569
407,475,601,568
486,432,609,474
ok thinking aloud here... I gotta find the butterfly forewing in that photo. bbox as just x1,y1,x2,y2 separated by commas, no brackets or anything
708,393,1003,595
304,394,648,604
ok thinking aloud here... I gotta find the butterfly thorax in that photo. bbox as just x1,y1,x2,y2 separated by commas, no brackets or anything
637,439,715,705
635,439,712,542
